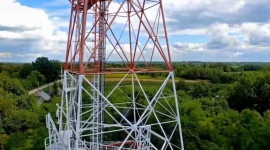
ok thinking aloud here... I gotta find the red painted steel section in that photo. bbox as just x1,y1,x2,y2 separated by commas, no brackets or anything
64,0,174,74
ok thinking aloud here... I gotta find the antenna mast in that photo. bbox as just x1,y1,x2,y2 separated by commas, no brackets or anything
45,0,184,149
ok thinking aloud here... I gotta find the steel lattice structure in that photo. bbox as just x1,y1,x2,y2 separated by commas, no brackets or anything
45,0,184,149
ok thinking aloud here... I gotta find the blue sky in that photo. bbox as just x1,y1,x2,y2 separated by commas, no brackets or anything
0,0,270,62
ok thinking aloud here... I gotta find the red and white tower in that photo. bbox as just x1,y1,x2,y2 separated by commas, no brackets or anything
45,0,184,149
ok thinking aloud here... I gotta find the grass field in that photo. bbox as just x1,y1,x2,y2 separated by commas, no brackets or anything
86,74,210,87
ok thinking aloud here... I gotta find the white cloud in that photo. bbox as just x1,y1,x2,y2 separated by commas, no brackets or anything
0,0,43,29
0,0,67,62
173,42,204,52
0,53,11,58
163,0,270,36
239,23,270,46
207,23,242,49
171,20,270,61
233,52,244,57
1,0,270,62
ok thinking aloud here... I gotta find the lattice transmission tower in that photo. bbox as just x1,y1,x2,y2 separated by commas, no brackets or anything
45,0,184,149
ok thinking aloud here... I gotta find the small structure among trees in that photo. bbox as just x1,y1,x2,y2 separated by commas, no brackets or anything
35,90,51,106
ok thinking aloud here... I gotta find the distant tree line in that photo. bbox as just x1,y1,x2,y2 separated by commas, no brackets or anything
173,63,270,84
0,57,61,90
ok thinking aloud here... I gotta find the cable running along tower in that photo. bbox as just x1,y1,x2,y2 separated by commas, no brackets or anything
45,0,184,149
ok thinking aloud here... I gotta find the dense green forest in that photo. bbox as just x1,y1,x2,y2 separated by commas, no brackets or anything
1,59,270,149
0,57,61,149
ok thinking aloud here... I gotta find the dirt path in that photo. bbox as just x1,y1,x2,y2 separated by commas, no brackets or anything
28,80,61,95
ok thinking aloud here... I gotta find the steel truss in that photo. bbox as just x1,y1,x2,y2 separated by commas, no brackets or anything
45,0,184,149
